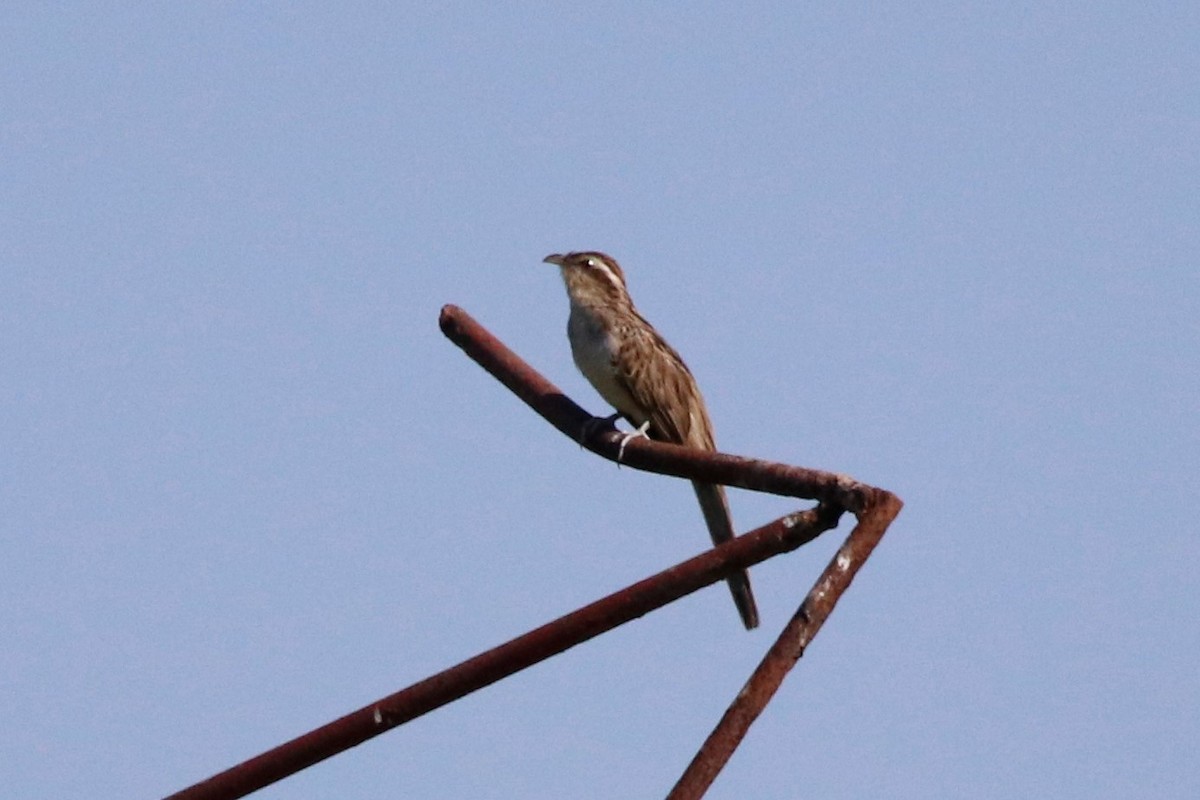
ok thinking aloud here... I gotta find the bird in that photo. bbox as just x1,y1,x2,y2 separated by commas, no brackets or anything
543,251,759,630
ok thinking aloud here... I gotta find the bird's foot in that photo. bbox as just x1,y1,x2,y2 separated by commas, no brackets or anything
616,420,652,463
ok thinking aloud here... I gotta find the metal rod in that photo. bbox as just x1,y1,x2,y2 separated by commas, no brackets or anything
440,303,904,798
164,506,840,800
163,304,902,800
439,304,872,512
666,491,903,799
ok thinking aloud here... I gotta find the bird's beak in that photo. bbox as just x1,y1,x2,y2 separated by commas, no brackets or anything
543,253,565,266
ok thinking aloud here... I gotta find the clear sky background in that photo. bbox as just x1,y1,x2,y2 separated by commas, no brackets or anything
3,4,1197,798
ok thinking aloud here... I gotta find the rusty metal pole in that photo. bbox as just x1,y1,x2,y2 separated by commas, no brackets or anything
160,305,902,800
164,507,840,800
666,490,902,799
442,303,904,799
438,305,873,511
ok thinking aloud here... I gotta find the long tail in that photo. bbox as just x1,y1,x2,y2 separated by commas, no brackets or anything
692,481,759,630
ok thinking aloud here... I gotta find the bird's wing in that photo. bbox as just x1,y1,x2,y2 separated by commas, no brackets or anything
613,318,716,450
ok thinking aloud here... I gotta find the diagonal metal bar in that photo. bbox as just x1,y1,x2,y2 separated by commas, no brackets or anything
667,491,903,799
438,304,872,512
163,506,840,800
438,304,902,798
163,304,902,800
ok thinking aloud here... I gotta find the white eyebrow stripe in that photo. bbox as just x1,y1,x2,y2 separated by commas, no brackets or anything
588,258,625,290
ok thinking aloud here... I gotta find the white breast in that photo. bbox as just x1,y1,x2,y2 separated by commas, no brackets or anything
568,303,642,421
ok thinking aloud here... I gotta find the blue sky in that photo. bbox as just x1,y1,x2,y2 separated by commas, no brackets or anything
3,4,1197,798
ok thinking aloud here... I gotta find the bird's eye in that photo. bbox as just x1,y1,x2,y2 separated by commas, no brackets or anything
584,258,597,268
